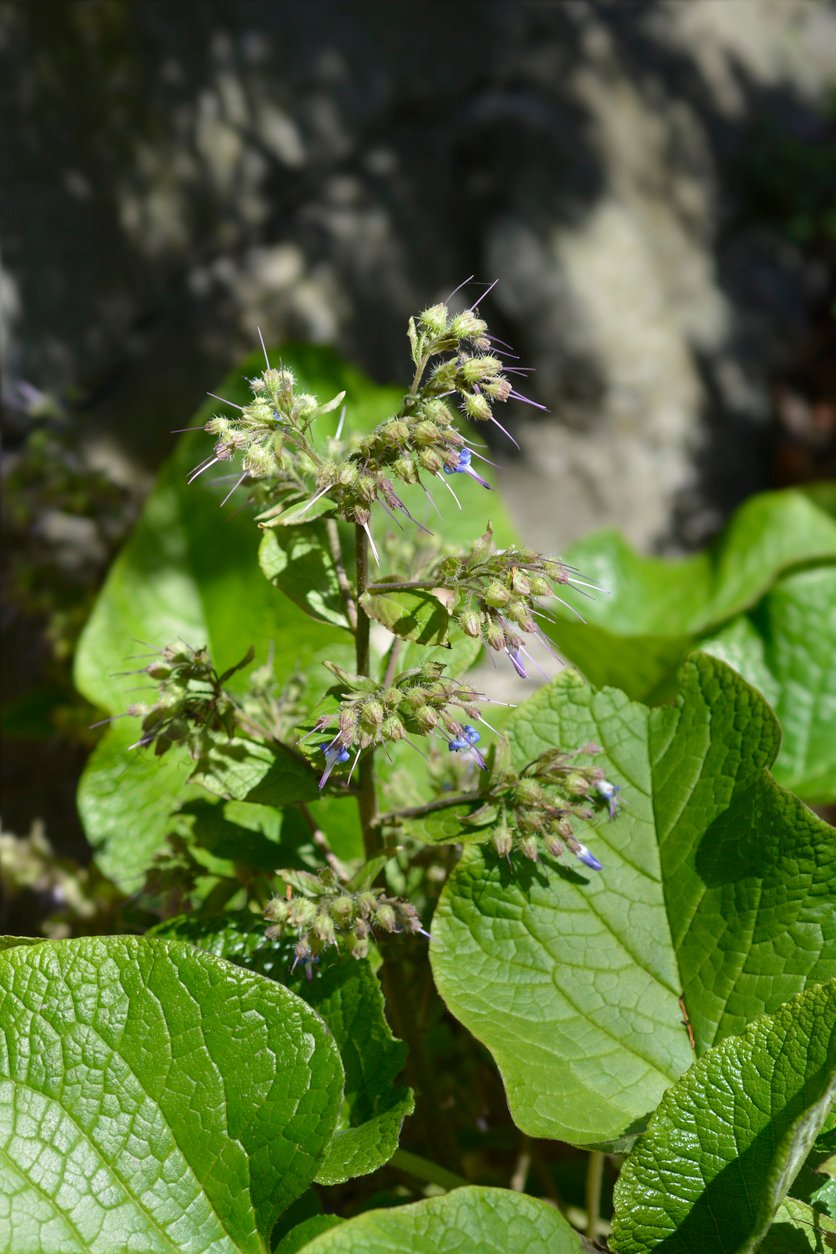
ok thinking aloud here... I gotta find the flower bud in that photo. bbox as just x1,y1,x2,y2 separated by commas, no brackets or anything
458,608,483,638
360,699,384,729
382,419,410,446
418,448,443,474
509,568,531,596
314,913,336,944
288,897,318,928
146,662,173,680
485,620,506,651
462,392,493,422
419,303,449,336
449,311,487,340
382,715,405,742
544,835,565,859
337,463,359,487
514,779,545,808
383,687,401,707
375,903,398,932
493,825,513,858
461,355,501,384
346,931,369,960
528,575,551,598
519,836,540,862
243,446,274,478
483,376,512,402
484,581,511,608
412,420,440,447
358,475,378,503
331,895,355,923
264,898,290,925
392,455,418,484
414,706,438,732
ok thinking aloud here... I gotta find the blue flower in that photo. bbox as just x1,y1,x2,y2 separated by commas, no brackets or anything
574,843,603,872
596,779,621,819
319,741,351,788
443,447,491,491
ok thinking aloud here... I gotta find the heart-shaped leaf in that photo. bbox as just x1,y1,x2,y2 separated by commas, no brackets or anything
149,913,413,1185
296,1185,584,1252
609,981,836,1254
431,654,836,1148
0,936,343,1253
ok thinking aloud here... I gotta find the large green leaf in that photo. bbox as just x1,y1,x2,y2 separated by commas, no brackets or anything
701,565,836,804
0,936,343,1253
296,1186,584,1252
431,654,836,1148
609,982,836,1254
545,488,836,799
150,913,413,1186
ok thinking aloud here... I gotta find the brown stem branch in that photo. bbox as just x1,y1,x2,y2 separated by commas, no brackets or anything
326,519,357,631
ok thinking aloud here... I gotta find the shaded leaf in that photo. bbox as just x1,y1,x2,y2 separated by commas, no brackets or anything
151,913,413,1186
259,522,354,629
701,565,836,803
190,737,320,806
361,588,451,647
610,982,836,1254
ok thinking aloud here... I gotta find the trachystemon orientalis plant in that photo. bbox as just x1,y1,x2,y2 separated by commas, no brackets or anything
125,281,620,972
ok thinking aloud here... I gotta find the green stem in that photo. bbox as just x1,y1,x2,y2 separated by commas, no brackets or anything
391,1148,468,1193
367,580,437,594
585,1150,605,1242
374,791,482,828
354,523,379,862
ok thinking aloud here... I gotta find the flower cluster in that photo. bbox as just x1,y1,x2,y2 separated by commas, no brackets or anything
302,661,493,787
187,286,543,551
189,361,344,508
463,745,620,870
264,867,428,968
396,526,597,678
120,641,253,758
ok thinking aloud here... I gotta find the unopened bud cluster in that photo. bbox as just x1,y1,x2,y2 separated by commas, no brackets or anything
264,868,427,967
408,300,518,431
306,661,488,787
465,746,620,870
126,641,251,758
421,527,581,678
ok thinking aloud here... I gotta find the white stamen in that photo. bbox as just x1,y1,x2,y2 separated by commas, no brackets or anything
285,482,335,518
257,326,271,370
207,392,244,411
363,521,380,565
220,473,249,507
441,477,462,510
188,456,221,484
335,404,347,441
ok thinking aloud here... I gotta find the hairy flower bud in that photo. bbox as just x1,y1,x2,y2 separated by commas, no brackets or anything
458,608,483,638
419,303,449,336
462,392,493,422
484,580,511,608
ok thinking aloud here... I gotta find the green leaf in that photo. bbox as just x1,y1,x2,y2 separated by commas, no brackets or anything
275,1215,344,1252
151,913,413,1185
179,799,311,871
0,936,343,1253
259,522,354,629
701,565,836,803
609,982,836,1254
296,1186,584,1252
190,737,320,806
360,588,451,647
559,489,836,640
431,654,836,1148
0,937,41,955
760,1198,836,1253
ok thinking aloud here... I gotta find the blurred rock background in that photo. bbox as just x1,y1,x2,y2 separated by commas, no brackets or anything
2,0,835,879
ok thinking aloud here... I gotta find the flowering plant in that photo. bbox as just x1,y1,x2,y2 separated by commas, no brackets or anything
2,289,832,1253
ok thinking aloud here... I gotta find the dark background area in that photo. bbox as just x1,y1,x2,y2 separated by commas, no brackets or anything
2,0,835,895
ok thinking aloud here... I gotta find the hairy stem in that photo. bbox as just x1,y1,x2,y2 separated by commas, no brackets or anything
354,523,379,861
367,580,437,594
